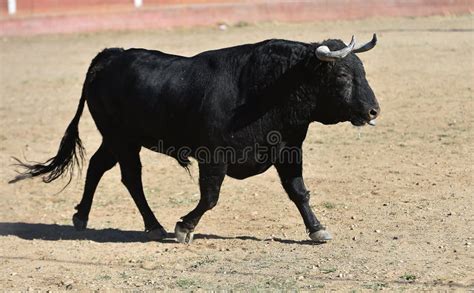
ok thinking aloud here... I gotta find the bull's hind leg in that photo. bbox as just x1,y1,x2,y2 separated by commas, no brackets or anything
117,144,167,241
73,142,117,230
175,163,226,243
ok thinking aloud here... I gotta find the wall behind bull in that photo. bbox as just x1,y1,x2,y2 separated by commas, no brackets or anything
1,0,247,16
0,0,472,36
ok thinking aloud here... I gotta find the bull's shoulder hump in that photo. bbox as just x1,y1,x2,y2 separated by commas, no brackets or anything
189,40,275,60
124,48,187,60
252,39,311,59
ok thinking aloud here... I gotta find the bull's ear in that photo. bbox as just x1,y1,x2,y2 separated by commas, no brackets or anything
229,40,310,130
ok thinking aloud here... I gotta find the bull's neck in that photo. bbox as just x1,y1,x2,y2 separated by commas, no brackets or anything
274,57,324,127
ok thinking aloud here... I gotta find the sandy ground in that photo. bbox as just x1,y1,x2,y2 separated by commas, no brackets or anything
0,15,473,291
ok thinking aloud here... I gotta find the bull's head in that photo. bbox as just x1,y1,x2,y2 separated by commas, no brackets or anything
310,35,380,126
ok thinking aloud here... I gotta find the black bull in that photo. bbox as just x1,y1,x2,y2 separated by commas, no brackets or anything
10,35,380,243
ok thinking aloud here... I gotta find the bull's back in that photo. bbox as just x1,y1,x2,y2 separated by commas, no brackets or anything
84,47,248,148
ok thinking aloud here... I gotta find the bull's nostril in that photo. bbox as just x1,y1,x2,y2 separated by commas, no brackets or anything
369,109,378,118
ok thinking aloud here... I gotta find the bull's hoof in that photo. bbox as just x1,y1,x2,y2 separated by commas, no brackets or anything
309,230,332,243
175,222,194,244
72,213,88,231
146,226,168,241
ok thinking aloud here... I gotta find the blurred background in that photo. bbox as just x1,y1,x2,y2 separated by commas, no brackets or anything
0,0,471,36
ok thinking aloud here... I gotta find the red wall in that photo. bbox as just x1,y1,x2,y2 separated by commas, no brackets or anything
1,0,472,36
1,0,130,16
0,0,245,16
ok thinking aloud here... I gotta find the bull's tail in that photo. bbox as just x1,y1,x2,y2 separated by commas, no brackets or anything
9,92,86,185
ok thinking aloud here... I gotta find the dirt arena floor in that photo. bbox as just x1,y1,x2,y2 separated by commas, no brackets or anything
1,15,473,291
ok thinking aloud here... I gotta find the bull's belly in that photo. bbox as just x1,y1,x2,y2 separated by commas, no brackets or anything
143,139,274,179
142,141,273,179
141,131,276,180
226,160,274,180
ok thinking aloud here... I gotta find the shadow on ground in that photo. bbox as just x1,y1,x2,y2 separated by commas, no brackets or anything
0,222,321,245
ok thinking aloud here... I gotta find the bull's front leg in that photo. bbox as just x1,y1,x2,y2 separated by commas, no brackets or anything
175,163,226,244
275,158,332,243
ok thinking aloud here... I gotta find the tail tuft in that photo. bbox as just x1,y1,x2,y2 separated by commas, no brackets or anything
9,92,86,186
9,123,85,185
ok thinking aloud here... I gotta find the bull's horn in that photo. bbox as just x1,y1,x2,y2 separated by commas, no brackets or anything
353,33,377,53
315,36,356,62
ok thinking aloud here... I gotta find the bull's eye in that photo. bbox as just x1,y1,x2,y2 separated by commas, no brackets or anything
336,73,351,81
336,74,351,86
